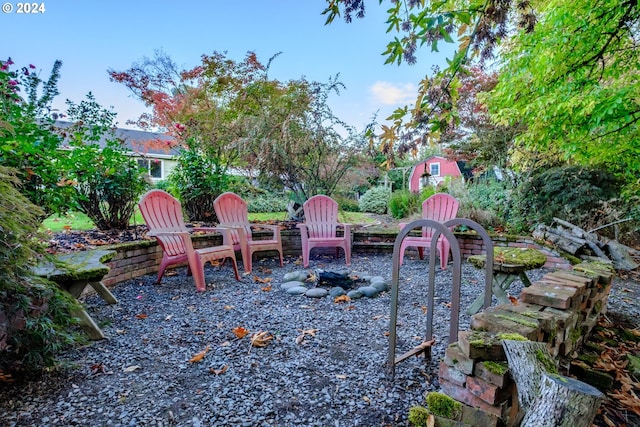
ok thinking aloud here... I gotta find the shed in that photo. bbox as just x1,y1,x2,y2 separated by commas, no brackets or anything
408,156,466,192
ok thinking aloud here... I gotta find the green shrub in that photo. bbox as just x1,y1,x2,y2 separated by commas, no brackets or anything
0,166,83,375
388,190,421,219
247,194,289,213
333,195,360,212
168,148,228,222
511,165,622,231
60,94,149,230
358,186,391,214
451,177,512,231
0,58,74,218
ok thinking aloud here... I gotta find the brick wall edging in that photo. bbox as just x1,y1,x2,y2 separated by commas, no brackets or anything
100,229,573,287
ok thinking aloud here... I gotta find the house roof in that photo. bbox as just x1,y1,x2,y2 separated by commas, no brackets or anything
54,121,179,159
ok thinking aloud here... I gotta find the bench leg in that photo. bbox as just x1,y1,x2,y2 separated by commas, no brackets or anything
71,308,106,340
88,281,118,304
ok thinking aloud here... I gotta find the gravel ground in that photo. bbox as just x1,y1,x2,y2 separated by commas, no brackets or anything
1,253,638,427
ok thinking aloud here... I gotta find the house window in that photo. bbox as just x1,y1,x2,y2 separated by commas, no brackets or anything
429,163,441,176
137,159,162,179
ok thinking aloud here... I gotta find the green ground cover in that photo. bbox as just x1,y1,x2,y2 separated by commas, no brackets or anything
43,210,376,232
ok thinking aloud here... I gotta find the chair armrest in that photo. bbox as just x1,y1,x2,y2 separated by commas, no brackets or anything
249,223,282,239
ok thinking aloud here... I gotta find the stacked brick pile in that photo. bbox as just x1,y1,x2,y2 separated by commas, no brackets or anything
437,260,615,427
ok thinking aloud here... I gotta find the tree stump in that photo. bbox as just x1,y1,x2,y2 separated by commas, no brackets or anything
502,340,603,427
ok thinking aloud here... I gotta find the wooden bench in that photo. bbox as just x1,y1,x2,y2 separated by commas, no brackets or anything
34,249,118,340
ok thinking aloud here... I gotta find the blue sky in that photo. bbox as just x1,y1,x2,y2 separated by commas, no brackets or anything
4,1,452,132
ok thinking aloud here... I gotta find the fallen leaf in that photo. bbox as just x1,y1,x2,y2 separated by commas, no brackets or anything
253,276,273,284
334,295,351,304
335,374,347,379
362,395,371,404
90,363,106,375
508,295,519,305
420,305,428,314
261,284,272,292
224,305,235,310
232,326,250,339
189,345,211,363
135,313,148,319
209,365,229,375
295,328,319,345
123,365,141,372
344,305,356,311
250,331,274,348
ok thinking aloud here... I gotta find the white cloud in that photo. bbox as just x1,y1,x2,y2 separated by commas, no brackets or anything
369,81,417,106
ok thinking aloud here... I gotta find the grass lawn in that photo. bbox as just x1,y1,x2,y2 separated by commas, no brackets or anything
42,210,376,232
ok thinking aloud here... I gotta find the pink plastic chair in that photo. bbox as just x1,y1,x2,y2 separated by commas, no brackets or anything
297,195,351,268
213,192,284,274
138,189,240,292
398,193,460,269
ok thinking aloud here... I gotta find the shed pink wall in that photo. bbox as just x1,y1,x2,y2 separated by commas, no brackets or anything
408,156,462,192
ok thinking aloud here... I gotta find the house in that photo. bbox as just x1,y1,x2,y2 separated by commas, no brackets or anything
407,156,471,192
55,121,179,182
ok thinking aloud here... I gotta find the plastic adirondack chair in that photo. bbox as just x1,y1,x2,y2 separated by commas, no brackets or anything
297,195,351,268
398,193,460,269
213,192,284,274
138,189,240,292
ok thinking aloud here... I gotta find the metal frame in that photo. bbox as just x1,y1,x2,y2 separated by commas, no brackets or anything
386,218,494,379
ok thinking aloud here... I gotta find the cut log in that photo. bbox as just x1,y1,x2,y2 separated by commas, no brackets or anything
502,340,603,427
502,340,550,412
521,374,603,427
605,239,639,271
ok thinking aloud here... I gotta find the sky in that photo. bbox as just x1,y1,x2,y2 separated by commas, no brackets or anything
3,0,453,133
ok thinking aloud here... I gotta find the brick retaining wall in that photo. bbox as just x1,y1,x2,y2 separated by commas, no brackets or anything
100,229,573,287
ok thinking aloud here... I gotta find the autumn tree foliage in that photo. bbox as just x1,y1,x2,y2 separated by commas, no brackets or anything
110,50,369,218
323,1,639,185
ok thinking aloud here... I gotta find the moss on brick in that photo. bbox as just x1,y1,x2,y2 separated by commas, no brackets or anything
425,391,462,420
408,405,430,427
483,361,509,375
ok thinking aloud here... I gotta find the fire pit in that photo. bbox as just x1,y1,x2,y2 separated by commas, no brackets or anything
280,269,388,300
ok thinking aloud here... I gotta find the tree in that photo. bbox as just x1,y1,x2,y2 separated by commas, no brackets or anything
323,0,640,209
110,51,371,218
242,75,370,203
323,0,538,163
486,0,640,189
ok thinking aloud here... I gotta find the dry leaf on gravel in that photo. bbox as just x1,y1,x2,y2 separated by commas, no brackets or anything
232,326,250,339
189,345,210,363
209,365,228,375
295,328,318,345
250,331,273,348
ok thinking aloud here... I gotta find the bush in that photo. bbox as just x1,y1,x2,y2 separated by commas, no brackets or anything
358,186,391,214
0,58,73,218
246,194,289,213
0,166,83,375
511,165,622,231
60,95,149,230
388,190,421,219
450,178,512,231
168,148,228,222
333,195,360,212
